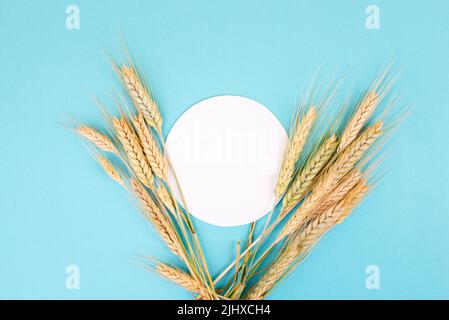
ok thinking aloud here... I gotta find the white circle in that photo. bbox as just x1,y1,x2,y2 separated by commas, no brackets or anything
165,95,287,227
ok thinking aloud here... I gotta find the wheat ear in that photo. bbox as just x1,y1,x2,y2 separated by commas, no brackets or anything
155,263,210,299
245,233,303,300
97,156,123,185
131,180,182,257
317,169,364,213
77,126,117,153
113,117,154,186
275,107,317,199
281,134,339,215
120,66,162,132
247,183,368,300
300,182,369,248
133,112,168,180
334,182,369,224
338,91,378,151
154,184,176,214
278,122,382,240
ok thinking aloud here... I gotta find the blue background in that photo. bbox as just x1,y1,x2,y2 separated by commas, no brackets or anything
1,0,448,299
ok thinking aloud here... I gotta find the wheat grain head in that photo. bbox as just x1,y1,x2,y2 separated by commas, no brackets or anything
133,112,168,180
119,66,162,132
155,263,210,299
278,122,382,240
113,117,154,186
154,184,176,214
77,126,117,153
275,107,317,199
338,91,378,152
281,134,339,215
247,182,368,300
131,179,182,257
97,155,123,185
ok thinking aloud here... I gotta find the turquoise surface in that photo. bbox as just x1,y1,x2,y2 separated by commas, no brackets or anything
0,0,448,299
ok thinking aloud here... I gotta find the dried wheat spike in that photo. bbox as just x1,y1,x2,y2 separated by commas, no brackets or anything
278,122,382,240
288,169,364,230
318,169,364,212
300,182,369,248
133,112,168,180
113,117,154,186
131,180,181,256
334,182,369,224
77,126,117,153
275,107,316,199
248,182,368,300
155,184,176,213
338,91,378,151
97,156,123,185
156,263,210,299
281,134,338,215
120,66,162,132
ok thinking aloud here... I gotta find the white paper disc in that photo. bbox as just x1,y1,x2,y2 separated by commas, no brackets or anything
165,95,287,227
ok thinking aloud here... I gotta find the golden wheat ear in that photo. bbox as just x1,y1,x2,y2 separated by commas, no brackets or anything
77,125,117,154
278,122,383,240
247,180,369,300
130,179,183,257
338,91,378,152
96,155,123,186
118,65,163,133
275,107,317,199
155,263,210,299
132,112,168,180
113,117,154,187
281,134,339,215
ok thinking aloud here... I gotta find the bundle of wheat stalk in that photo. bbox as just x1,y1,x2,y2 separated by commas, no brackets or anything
76,54,398,299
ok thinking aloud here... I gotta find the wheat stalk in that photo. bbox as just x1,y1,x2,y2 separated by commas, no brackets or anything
77,126,117,153
133,112,168,180
97,156,123,185
338,91,378,152
155,263,210,299
113,117,154,186
278,122,382,240
131,179,182,257
120,66,162,132
281,134,339,215
274,107,316,199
